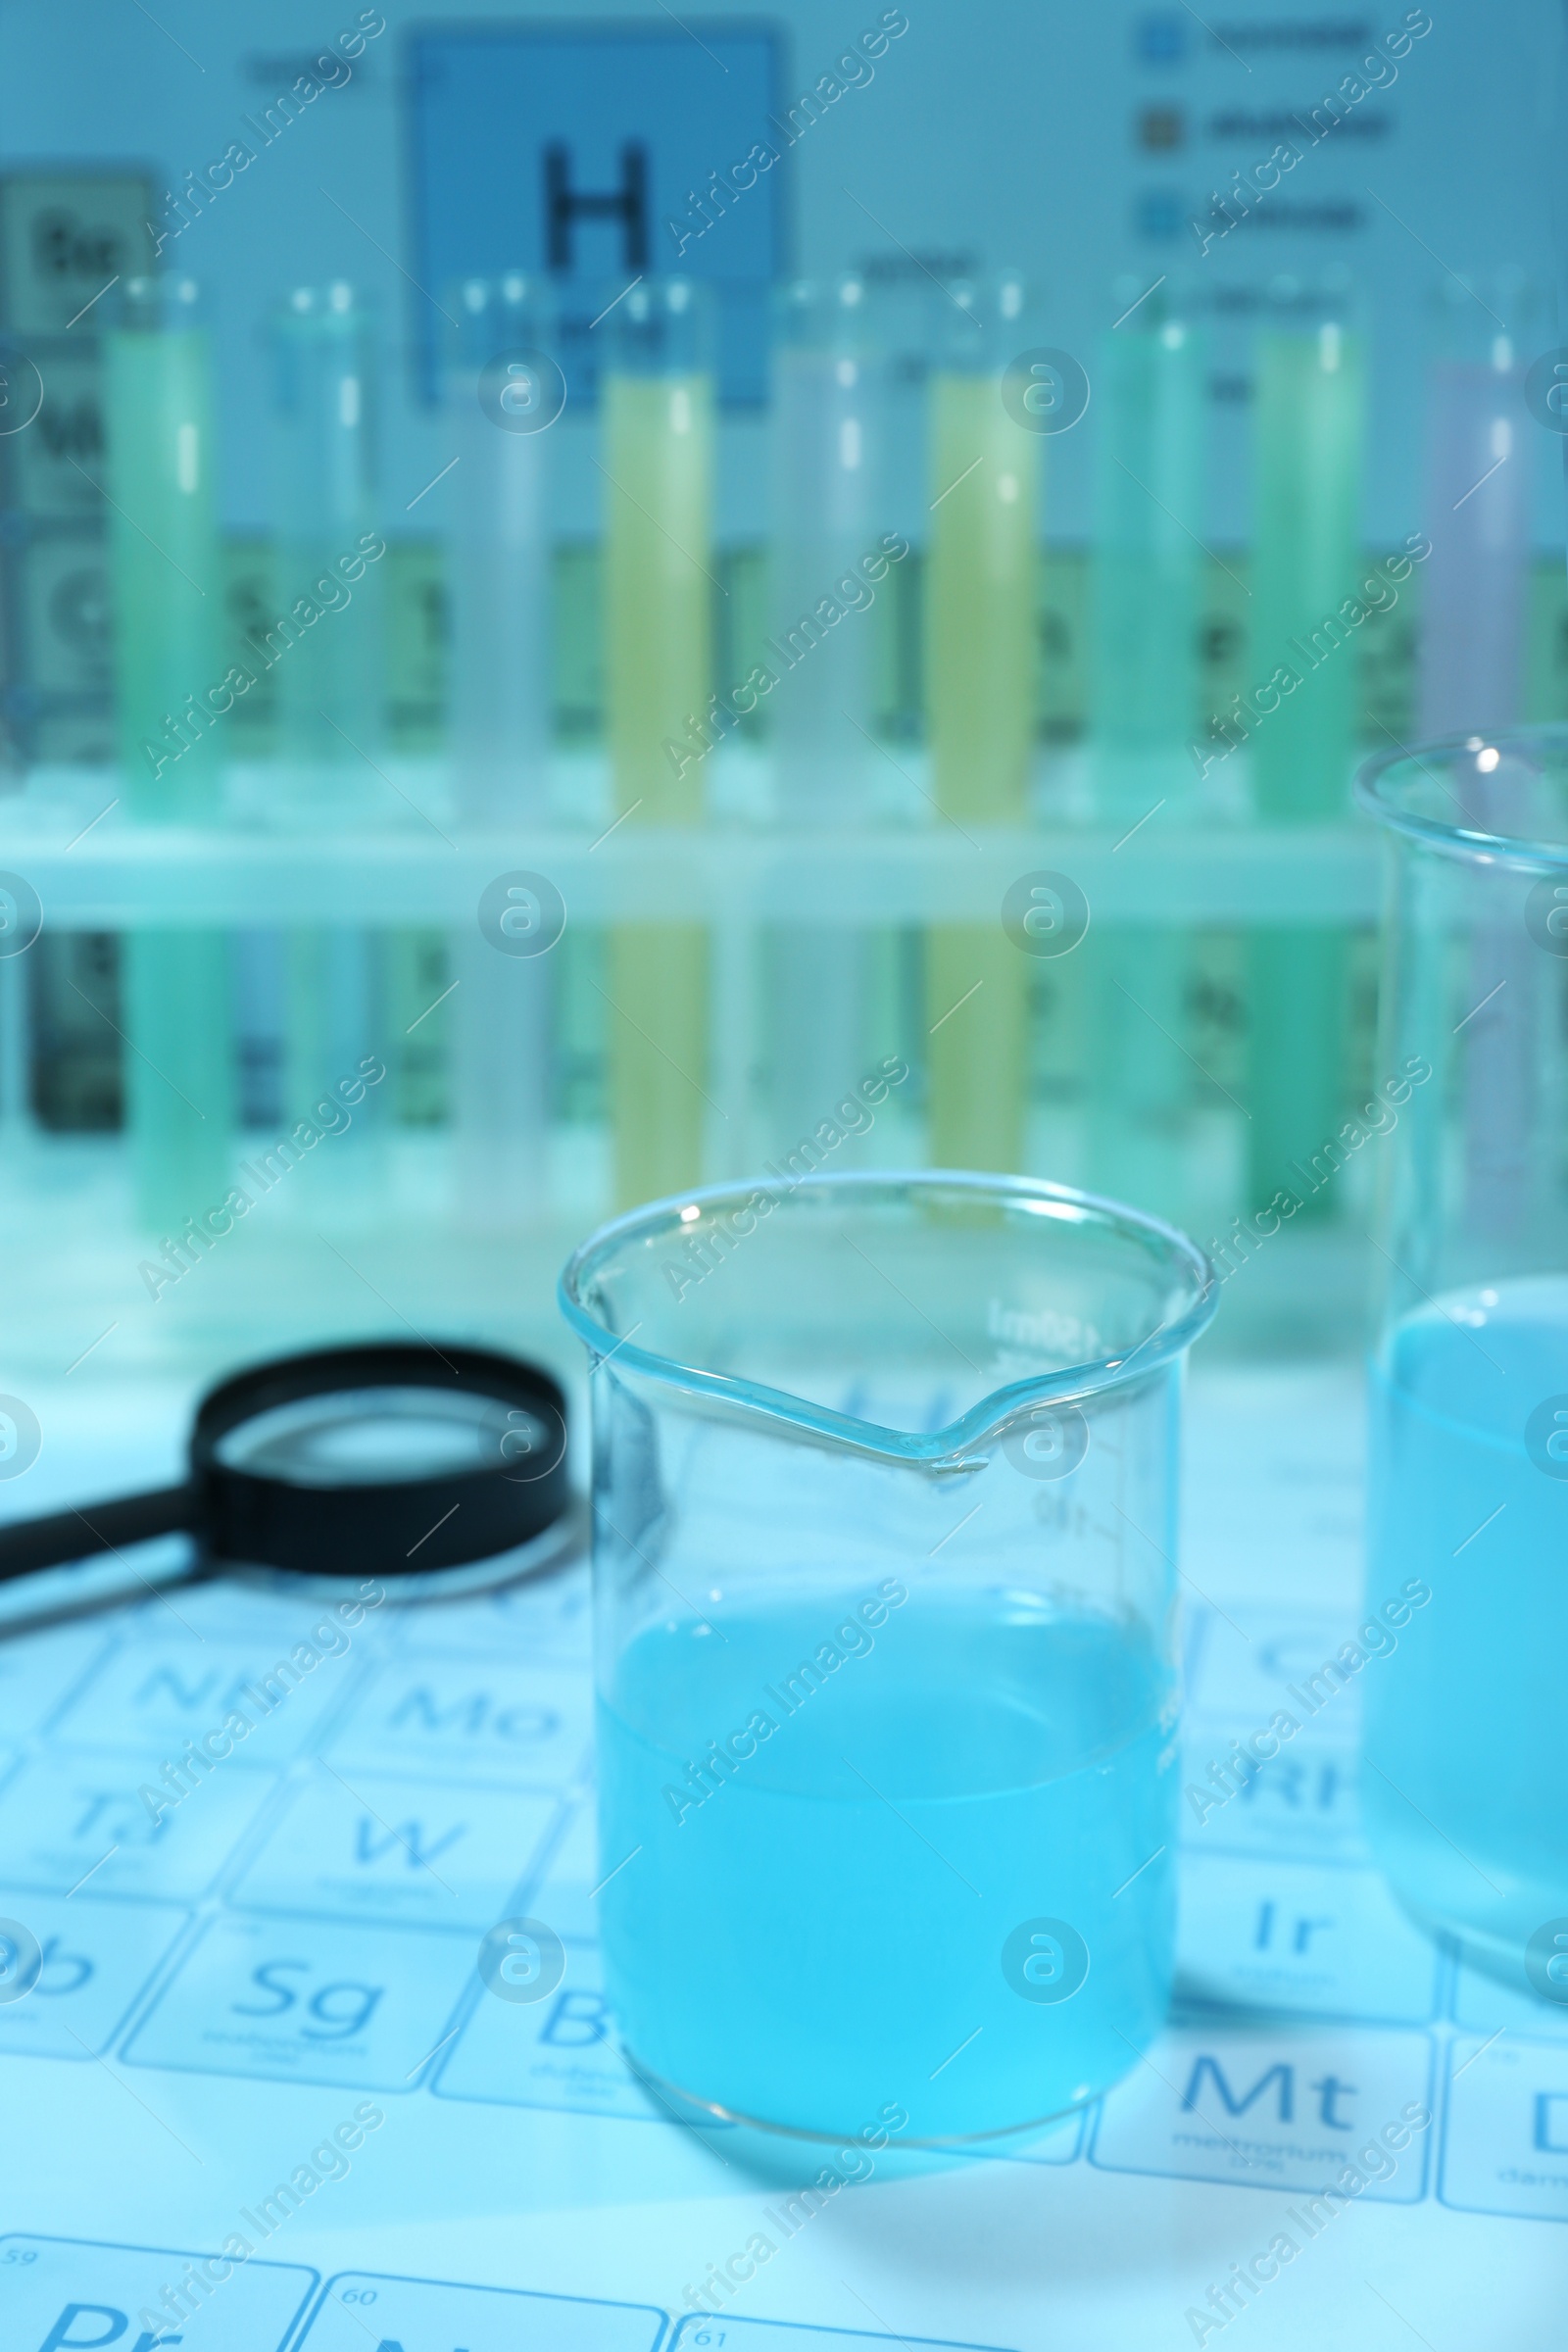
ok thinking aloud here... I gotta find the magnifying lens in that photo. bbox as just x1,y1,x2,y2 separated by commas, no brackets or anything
0,1341,570,1626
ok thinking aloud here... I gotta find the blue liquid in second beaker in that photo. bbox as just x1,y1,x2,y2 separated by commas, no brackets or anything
1365,1276,1568,1974
597,1592,1175,2141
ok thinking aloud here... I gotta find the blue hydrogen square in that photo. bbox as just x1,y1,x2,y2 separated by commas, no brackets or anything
327,1655,591,1788
0,1894,190,2059
227,1763,560,1935
1090,2025,1436,2199
0,2235,317,2352
405,21,785,406
1439,2034,1568,2222
434,1936,677,2123
121,1910,476,2093
299,2272,665,2352
1176,1853,1443,2027
48,1635,363,1764
0,1744,280,1903
1181,1729,1365,1863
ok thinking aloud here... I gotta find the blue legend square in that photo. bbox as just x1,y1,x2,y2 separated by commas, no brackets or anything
1136,13,1188,62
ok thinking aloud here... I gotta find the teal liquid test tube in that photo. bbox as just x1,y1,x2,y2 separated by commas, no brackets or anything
1246,278,1365,1212
447,275,558,1231
105,273,233,1230
768,275,886,1152
269,284,390,1214
1084,282,1205,1218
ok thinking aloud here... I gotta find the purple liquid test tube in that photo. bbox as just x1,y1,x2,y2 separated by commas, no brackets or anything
1418,281,1534,738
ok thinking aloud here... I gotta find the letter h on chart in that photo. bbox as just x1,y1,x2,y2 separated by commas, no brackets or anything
545,142,649,270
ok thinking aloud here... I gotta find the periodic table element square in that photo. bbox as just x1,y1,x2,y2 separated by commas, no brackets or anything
121,1910,476,2094
122,1578,392,1654
227,1766,560,1936
0,1893,189,2059
0,1616,117,1738
434,1936,678,2123
670,2324,1015,2352
529,1797,600,1943
1181,1731,1364,1863
327,1656,591,1789
1176,1853,1442,2028
299,2270,664,2352
1184,1606,1368,1745
400,1562,593,1664
0,2233,316,2352
1440,2034,1568,2222
0,1745,280,1903
1451,1958,1568,2046
1091,2025,1435,2200
49,1635,364,1765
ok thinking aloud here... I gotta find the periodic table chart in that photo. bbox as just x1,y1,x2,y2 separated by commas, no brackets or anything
0,1361,1562,2350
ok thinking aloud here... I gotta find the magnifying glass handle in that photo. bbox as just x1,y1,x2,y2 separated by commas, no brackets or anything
0,1485,197,1583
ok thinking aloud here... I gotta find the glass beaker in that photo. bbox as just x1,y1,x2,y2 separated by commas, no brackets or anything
1357,728,1568,1993
560,1170,1215,2144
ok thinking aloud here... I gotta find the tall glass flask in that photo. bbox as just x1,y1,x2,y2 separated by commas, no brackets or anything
1246,278,1365,1211
769,275,886,1151
105,274,232,1227
1358,729,1568,1992
269,284,389,1204
1085,283,1205,1217
448,276,558,1228
603,279,713,1207
924,274,1040,1172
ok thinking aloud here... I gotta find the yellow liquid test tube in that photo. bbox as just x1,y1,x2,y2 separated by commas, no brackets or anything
925,293,1039,1173
603,282,713,1208
105,274,233,1231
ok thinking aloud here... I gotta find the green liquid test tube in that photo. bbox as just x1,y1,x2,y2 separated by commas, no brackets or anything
105,274,232,1230
1085,291,1205,1218
1247,287,1364,1213
925,281,1039,1173
603,281,713,1208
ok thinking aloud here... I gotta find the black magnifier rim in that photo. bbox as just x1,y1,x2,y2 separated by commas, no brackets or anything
191,1342,569,1578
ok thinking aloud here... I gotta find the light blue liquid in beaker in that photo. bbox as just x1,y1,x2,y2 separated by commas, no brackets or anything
597,1592,1175,2141
1365,1276,1568,1972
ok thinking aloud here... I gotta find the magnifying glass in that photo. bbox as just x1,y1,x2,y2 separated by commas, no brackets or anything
0,1341,570,1625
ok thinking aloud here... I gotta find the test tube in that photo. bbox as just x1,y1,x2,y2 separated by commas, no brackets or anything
1245,277,1365,1213
270,284,389,1208
924,274,1040,1172
1418,277,1534,738
104,273,232,1229
768,276,884,1149
1084,282,1206,1215
602,279,713,1207
447,276,558,1229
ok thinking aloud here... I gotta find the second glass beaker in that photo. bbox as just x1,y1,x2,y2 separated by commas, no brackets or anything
1358,730,1568,1994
